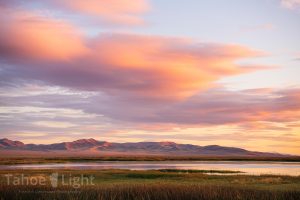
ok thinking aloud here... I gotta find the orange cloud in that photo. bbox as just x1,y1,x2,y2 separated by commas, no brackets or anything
0,8,88,61
85,34,265,99
0,8,267,101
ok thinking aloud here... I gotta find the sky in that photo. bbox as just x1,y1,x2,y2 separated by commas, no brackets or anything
0,0,300,154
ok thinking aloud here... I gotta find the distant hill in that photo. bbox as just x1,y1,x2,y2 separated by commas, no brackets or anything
0,138,289,157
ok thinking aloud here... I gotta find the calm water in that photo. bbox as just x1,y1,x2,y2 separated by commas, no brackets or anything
1,161,300,176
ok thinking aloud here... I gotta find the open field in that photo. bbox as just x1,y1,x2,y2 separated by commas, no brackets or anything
0,169,299,199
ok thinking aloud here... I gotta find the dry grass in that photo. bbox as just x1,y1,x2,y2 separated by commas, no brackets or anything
0,183,300,200
0,169,299,199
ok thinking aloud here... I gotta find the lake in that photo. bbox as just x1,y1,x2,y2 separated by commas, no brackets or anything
1,161,300,176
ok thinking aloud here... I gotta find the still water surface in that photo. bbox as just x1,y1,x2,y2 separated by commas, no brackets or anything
1,161,300,176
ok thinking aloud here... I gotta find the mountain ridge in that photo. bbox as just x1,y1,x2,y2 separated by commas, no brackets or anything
0,138,289,157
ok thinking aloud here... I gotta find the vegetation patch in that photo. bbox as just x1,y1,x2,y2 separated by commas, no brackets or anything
158,169,243,174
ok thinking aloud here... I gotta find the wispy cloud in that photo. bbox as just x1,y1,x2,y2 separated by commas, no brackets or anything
33,121,77,128
53,0,150,25
239,23,275,33
0,0,150,25
281,0,300,9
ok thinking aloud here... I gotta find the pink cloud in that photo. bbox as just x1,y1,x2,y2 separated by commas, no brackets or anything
0,30,266,100
281,0,300,9
0,8,88,61
82,34,266,99
54,0,150,25
0,0,149,25
149,88,300,125
0,5,270,103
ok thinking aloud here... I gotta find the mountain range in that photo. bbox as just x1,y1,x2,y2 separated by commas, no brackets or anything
0,138,288,157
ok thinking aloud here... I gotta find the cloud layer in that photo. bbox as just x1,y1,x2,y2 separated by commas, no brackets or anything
1,1,294,129
0,0,299,154
0,9,266,100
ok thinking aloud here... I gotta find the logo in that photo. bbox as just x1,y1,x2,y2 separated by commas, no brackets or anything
4,173,95,188
49,173,58,188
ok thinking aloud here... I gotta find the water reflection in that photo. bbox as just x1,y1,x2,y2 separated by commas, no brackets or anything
1,161,300,176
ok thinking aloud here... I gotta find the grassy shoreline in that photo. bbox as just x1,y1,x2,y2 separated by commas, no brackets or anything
1,156,300,165
0,169,299,199
1,157,299,199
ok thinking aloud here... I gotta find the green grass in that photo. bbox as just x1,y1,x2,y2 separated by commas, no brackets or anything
0,169,299,187
158,169,243,174
0,169,299,199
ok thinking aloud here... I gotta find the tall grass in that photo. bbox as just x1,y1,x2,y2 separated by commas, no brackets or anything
0,183,299,200
0,169,299,199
